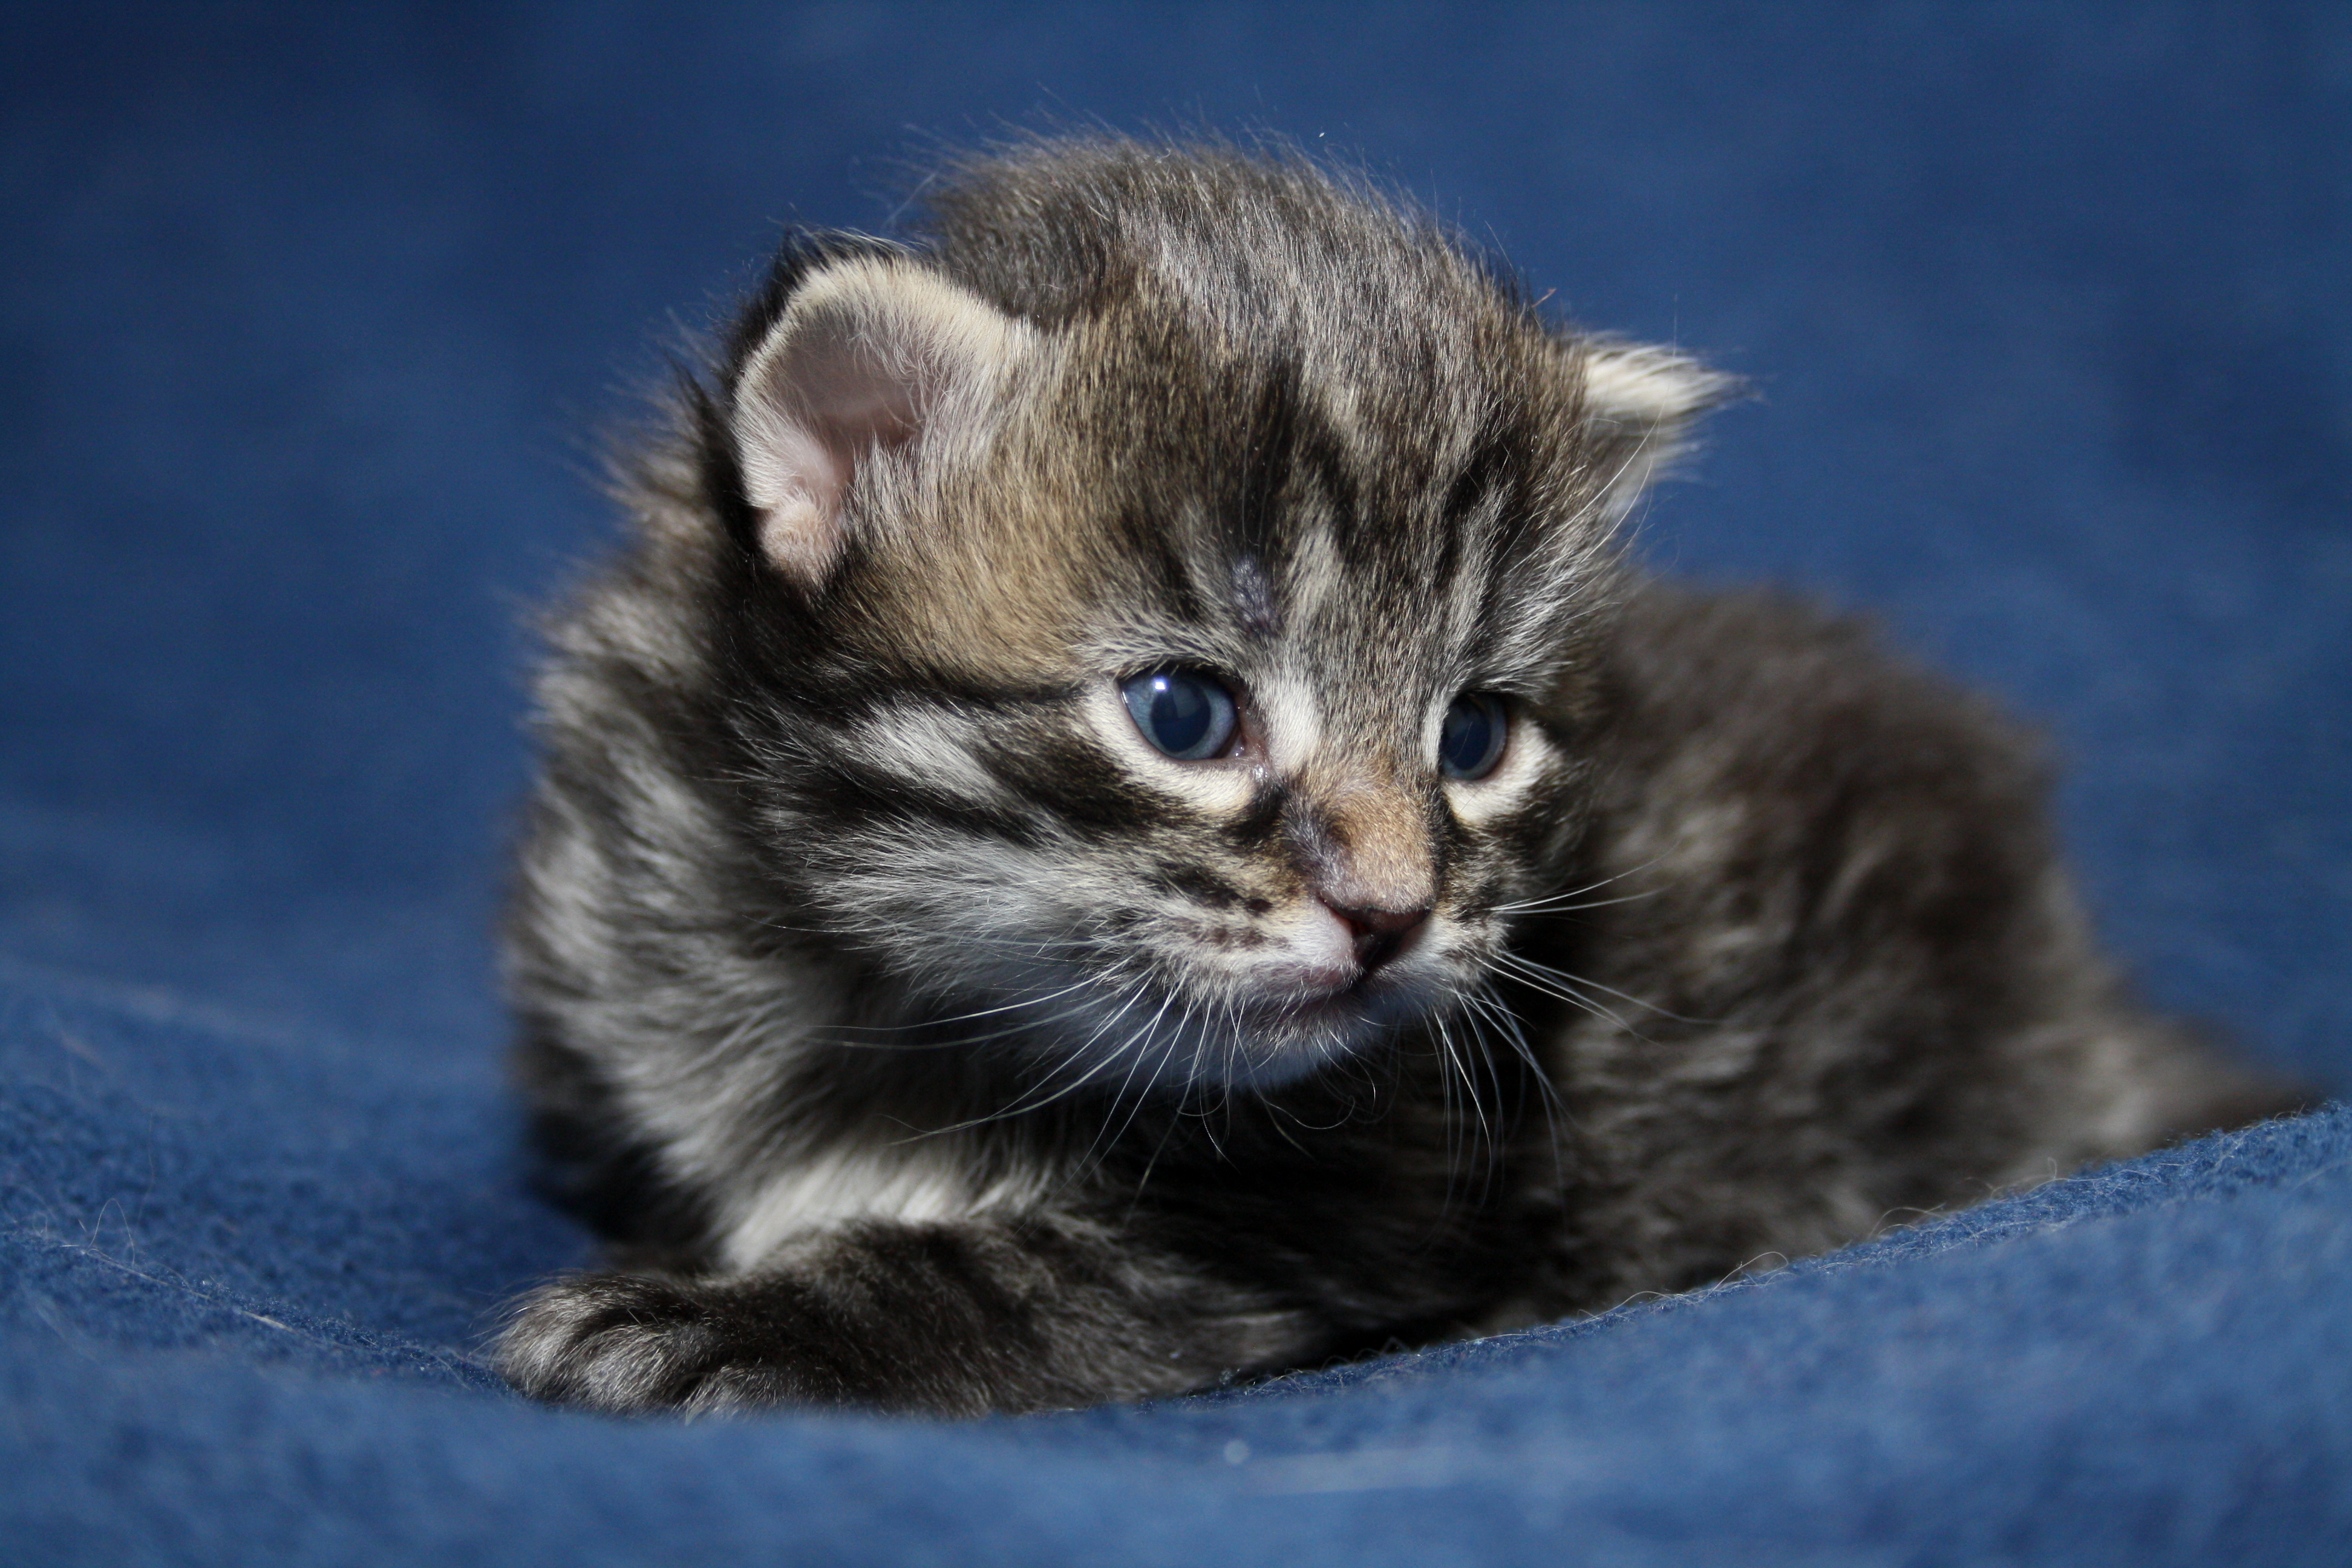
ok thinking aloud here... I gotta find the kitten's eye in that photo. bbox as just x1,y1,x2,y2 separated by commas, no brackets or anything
1121,670,1240,761
1439,692,1509,780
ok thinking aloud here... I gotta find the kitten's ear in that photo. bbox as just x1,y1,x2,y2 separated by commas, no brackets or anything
729,256,1034,584
1571,339,1740,526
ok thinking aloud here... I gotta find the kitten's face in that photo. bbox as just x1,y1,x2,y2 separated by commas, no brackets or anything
725,256,1713,1091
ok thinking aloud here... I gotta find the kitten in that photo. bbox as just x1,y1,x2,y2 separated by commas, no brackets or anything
495,137,2289,1416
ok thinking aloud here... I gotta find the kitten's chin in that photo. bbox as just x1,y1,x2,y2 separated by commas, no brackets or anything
1022,976,1432,1094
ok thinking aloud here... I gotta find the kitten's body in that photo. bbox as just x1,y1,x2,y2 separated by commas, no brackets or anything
498,140,2282,1415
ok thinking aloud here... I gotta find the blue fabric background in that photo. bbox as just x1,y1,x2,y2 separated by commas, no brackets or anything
4,5,2347,1563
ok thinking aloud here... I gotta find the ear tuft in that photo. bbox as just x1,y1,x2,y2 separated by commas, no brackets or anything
1574,339,1741,526
730,258,1033,585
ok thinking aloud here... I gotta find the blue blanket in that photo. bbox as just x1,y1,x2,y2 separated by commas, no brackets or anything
5,5,2348,1563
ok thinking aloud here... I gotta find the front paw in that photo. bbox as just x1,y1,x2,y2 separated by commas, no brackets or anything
497,1270,830,1414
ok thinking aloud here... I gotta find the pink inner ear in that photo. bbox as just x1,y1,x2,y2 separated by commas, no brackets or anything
736,318,932,584
794,336,926,460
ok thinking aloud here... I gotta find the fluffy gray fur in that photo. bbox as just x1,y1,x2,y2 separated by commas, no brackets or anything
495,137,2292,1416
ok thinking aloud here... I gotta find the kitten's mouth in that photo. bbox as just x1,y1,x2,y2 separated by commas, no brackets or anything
1238,962,1365,1016
996,936,1441,1093
1236,962,1426,1031
1241,989,1357,1027
1009,964,1422,1094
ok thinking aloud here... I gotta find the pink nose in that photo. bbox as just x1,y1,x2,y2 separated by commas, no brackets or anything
1322,900,1431,972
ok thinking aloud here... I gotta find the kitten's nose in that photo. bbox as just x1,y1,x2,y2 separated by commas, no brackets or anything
1322,900,1431,972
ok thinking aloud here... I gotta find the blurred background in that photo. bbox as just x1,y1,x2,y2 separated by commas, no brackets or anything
3,2,2346,1085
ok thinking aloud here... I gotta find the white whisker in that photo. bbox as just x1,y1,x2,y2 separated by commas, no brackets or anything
1460,985,1568,1189
1498,949,1711,1026
1488,950,1647,1037
900,979,1153,1138
1489,852,1674,915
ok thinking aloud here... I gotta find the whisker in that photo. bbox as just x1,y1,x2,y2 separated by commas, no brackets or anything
1123,1097,1186,1220
1491,887,1671,918
1488,950,1648,1038
897,980,1151,1138
1429,1012,1463,1210
1497,952,1713,1026
1489,852,1676,916
750,909,1103,965
1089,987,1183,1169
1445,1011,1495,1161
806,988,1111,1054
1073,977,1188,1171
1431,1010,1492,1206
1206,997,1253,1151
818,976,1099,1036
1460,985,1568,1189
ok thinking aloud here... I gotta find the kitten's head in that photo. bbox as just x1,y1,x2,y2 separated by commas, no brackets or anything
703,144,1725,1091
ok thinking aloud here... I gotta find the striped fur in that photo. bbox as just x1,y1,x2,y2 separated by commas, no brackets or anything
495,139,2294,1415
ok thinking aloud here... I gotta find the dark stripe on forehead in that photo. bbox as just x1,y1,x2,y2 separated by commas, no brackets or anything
1230,367,1299,565
1286,404,1364,567
1112,501,1209,625
1443,426,1525,541
1223,365,1362,595
1463,427,1566,667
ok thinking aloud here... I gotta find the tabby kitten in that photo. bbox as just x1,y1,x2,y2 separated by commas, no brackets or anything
497,138,2282,1416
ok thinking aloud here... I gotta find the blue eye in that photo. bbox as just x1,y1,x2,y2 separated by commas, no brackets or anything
1120,670,1239,761
1439,692,1508,780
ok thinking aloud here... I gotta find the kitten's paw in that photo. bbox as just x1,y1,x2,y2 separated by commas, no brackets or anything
497,1271,830,1414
